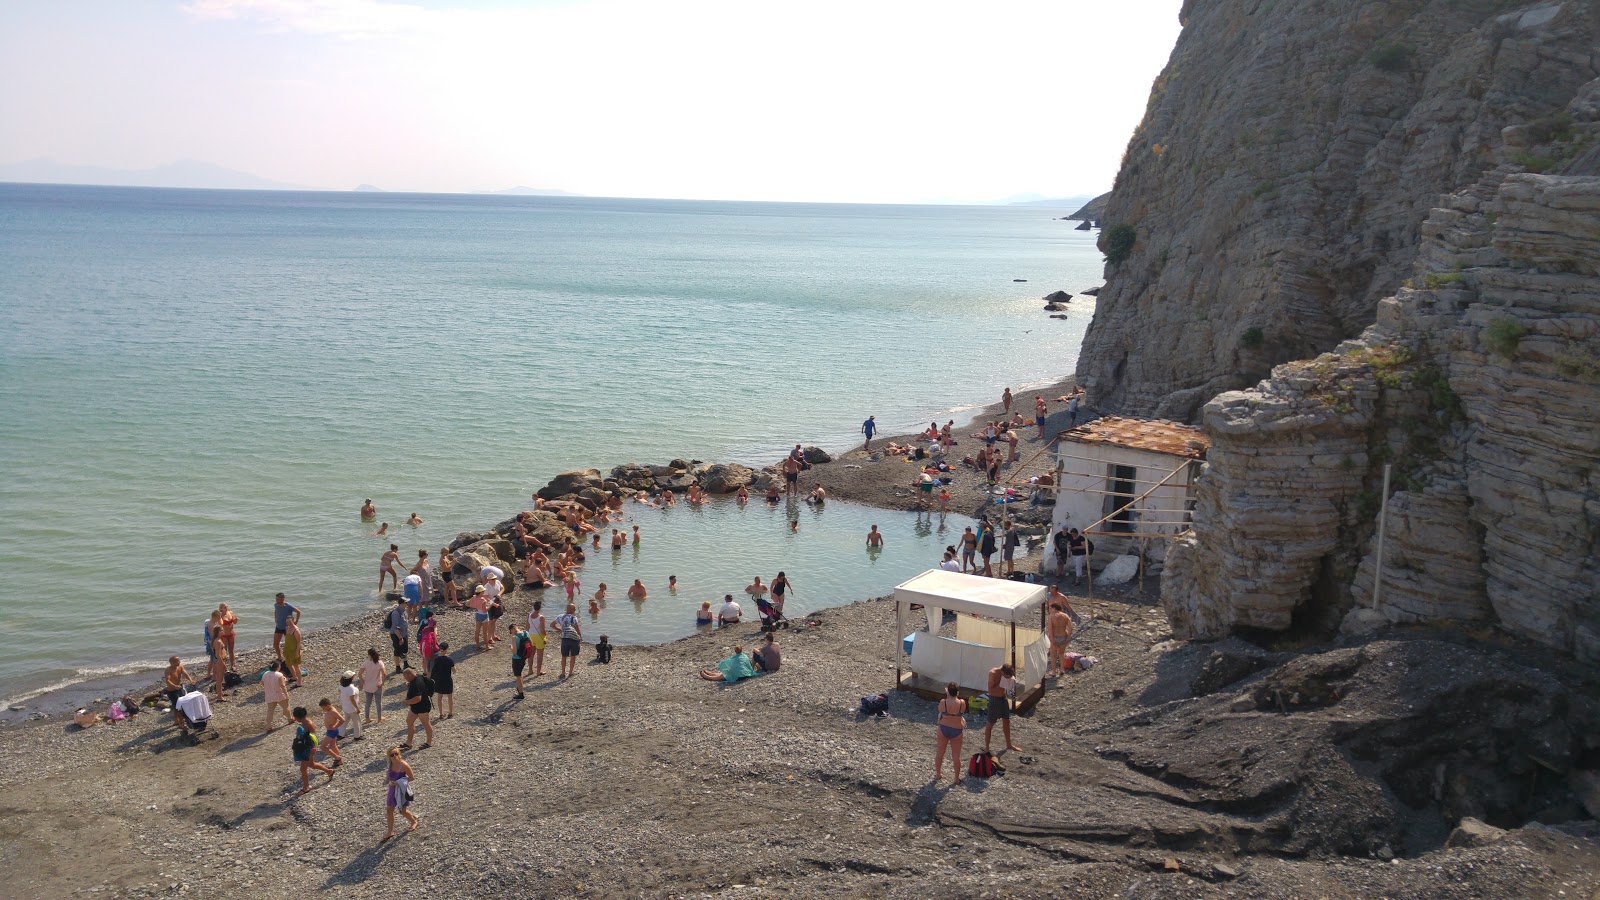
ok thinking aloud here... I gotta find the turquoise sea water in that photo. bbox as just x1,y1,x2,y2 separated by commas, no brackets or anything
0,183,1102,702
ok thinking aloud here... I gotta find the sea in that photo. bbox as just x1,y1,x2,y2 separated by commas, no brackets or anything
0,182,1103,705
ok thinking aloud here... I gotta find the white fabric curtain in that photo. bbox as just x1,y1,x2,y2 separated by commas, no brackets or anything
1021,632,1051,690
909,633,1006,692
925,605,943,634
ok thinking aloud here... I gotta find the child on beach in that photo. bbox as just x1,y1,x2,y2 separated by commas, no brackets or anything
318,698,346,768
565,575,581,605
339,671,361,741
593,582,607,604
938,488,951,511
291,706,335,794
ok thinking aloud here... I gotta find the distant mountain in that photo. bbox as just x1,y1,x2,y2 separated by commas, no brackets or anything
1066,191,1111,221
1005,193,1100,208
0,158,309,190
352,184,386,192
482,185,581,196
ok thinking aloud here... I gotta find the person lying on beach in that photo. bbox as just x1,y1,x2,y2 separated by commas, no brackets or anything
883,441,909,456
697,601,714,624
627,579,648,601
407,512,423,526
699,645,756,682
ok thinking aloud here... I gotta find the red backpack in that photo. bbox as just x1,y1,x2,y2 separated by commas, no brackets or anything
968,751,1004,778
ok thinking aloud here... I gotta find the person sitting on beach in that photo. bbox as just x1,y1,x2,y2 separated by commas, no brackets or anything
696,601,714,624
939,550,961,572
752,632,781,673
361,499,377,519
924,422,940,441
744,576,767,600
735,485,749,503
687,484,705,505
407,512,423,527
717,594,742,625
699,645,756,682
523,554,548,590
806,484,827,505
627,579,648,601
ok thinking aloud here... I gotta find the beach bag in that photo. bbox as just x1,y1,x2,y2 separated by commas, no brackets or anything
968,751,1004,778
292,728,317,755
224,671,244,687
859,694,889,717
967,694,989,712
107,702,128,722
516,633,534,659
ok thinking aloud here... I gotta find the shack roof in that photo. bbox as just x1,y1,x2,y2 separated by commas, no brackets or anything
1059,416,1210,459
893,570,1047,622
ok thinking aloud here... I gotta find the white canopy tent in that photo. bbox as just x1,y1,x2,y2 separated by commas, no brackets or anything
893,570,1052,707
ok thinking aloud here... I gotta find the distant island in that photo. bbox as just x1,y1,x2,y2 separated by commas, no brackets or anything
352,184,386,192
481,185,581,197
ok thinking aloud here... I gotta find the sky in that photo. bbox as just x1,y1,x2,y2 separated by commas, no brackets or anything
0,0,1184,203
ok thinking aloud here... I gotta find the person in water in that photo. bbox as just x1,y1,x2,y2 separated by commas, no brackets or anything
407,512,423,526
360,499,376,519
866,525,884,549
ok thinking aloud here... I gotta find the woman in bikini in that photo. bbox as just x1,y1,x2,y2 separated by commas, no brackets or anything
439,548,459,606
383,747,419,839
217,603,238,671
935,681,967,785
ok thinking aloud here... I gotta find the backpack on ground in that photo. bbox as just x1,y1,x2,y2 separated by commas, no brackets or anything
224,671,244,688
968,751,1004,778
859,693,889,717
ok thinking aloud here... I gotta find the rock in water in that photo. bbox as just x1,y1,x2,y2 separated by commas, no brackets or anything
1097,555,1141,585
1042,290,1072,304
699,463,753,494
801,446,832,465
536,469,603,500
1074,220,1091,231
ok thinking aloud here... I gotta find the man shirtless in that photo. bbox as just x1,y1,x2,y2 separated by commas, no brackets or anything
783,455,803,497
1034,394,1049,439
744,576,767,600
627,579,648,601
866,525,884,549
163,656,197,728
983,663,1022,753
1046,601,1077,677
360,499,376,519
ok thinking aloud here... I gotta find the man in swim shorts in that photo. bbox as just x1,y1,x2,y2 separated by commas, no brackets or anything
554,603,583,678
1046,600,1076,676
861,415,877,450
783,455,802,497
983,663,1022,753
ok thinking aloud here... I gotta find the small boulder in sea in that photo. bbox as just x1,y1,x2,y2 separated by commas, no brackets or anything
1075,220,1092,231
536,468,603,500
802,446,832,465
655,472,696,491
700,463,754,494
1082,286,1102,296
1043,290,1072,304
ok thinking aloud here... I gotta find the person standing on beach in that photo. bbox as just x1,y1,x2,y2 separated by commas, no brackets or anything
1053,527,1072,580
983,663,1022,753
163,656,198,728
1067,528,1090,585
1034,395,1049,439
554,603,583,678
1046,601,1077,677
439,547,459,607
262,661,291,731
207,619,229,702
317,698,346,769
411,550,434,607
379,544,403,594
1001,520,1020,577
783,455,802,497
467,584,490,652
866,525,884,549
1065,387,1085,427
1005,426,1020,463
281,616,305,688
528,600,548,676
508,622,532,699
359,648,386,724
383,747,419,839
960,526,977,573
401,667,433,749
1002,387,1014,416
272,593,299,662
861,415,877,450
978,519,998,577
387,596,411,671
217,604,238,672
430,642,455,718
339,671,362,741
291,706,335,794
770,571,792,619
934,681,967,786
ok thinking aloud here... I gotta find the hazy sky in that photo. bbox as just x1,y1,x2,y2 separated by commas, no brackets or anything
0,0,1183,202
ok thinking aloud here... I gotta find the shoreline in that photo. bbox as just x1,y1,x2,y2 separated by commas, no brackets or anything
1,372,1078,723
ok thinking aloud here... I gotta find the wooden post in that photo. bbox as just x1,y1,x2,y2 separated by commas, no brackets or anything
895,600,905,689
1009,621,1018,671
1137,537,1145,596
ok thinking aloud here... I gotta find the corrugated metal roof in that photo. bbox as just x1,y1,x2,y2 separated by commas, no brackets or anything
1060,416,1210,459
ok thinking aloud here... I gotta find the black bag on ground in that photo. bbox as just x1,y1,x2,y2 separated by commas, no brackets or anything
859,693,889,716
224,671,244,687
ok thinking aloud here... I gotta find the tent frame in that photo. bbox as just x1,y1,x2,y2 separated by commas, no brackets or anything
892,571,1049,712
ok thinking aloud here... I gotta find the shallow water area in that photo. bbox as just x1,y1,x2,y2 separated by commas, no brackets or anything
516,497,970,644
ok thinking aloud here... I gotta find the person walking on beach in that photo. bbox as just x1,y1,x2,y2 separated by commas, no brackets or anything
1002,387,1014,416
282,616,305,688
163,656,198,728
866,525,884,549
862,415,877,450
554,603,583,678
1046,601,1077,677
217,603,238,671
430,642,455,718
383,747,419,839
387,596,411,671
262,662,291,731
379,544,404,594
509,622,532,699
983,664,1022,753
978,519,998,577
1053,527,1073,580
272,593,299,662
291,707,335,794
359,648,386,725
528,600,548,676
317,697,346,769
401,667,433,749
1001,520,1020,577
1065,387,1085,427
1066,527,1090,585
934,681,967,786
339,671,362,741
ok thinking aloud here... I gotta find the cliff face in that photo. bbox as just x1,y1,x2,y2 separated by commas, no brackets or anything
1164,170,1600,664
1076,0,1600,421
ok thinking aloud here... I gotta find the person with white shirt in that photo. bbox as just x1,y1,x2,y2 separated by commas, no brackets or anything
717,594,742,625
939,550,961,572
359,647,387,725
339,670,362,741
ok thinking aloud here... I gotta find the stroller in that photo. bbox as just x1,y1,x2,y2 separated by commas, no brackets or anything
755,596,787,632
174,690,216,745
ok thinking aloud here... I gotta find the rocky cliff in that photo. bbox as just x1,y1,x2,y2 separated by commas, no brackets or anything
1076,0,1600,421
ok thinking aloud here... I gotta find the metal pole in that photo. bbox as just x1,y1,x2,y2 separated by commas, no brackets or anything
895,600,905,690
1372,463,1391,615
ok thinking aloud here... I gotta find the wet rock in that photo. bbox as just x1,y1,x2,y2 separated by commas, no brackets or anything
699,463,753,494
536,469,603,500
801,446,832,465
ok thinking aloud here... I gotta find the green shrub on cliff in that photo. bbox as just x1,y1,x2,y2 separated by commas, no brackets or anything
1102,224,1137,266
1240,327,1265,349
1371,43,1415,73
1485,317,1527,358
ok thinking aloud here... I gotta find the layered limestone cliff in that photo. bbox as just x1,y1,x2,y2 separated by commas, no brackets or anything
1076,0,1600,421
1165,171,1600,664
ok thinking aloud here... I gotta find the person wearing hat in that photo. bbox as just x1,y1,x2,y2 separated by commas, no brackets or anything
468,584,491,651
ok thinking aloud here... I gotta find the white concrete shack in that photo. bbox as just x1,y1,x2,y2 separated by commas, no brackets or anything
1049,416,1210,562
